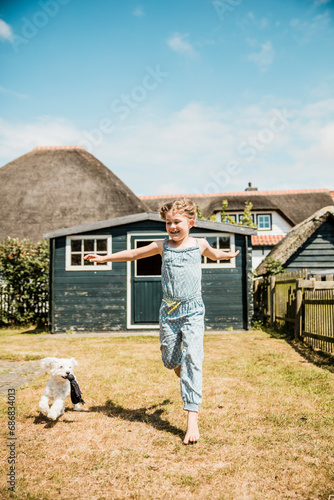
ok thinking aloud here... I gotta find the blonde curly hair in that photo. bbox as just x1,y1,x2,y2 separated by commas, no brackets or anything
159,198,197,221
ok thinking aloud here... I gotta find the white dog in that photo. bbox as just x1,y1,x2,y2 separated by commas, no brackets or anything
39,357,82,420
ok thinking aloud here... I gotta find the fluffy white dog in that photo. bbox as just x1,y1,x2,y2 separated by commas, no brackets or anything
39,357,82,420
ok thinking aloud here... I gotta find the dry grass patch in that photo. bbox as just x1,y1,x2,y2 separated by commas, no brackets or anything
0,330,333,499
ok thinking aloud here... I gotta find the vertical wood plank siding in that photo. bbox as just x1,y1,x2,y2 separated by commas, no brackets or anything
51,221,249,332
285,220,334,272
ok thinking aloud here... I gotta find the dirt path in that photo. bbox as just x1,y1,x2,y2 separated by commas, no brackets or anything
0,360,44,396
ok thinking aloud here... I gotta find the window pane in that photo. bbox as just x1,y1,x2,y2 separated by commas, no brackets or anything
206,237,217,264
71,240,81,252
83,258,94,266
71,254,81,266
84,240,94,252
218,237,230,250
136,241,162,276
207,237,217,249
258,215,270,229
97,239,107,252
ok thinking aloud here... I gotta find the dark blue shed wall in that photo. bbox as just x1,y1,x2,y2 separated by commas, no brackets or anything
285,219,334,274
50,221,251,332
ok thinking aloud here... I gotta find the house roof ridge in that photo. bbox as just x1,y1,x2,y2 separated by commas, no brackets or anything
139,188,331,200
33,146,86,150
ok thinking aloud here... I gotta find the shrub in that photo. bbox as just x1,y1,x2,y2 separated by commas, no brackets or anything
264,257,285,276
0,238,49,325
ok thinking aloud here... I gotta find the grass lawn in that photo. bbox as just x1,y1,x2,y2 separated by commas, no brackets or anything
0,328,333,499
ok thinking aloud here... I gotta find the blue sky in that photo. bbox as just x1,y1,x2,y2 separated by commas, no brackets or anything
0,0,334,196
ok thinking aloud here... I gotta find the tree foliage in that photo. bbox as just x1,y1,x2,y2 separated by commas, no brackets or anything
198,200,257,226
220,200,257,227
0,238,49,325
263,257,285,276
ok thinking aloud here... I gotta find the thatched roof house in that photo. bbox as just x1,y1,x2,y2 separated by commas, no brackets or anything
256,206,334,276
140,189,334,226
0,147,148,242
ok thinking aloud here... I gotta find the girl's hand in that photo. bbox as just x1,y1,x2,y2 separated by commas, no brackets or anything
84,254,105,263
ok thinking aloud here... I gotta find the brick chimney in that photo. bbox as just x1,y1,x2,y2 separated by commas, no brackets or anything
245,182,258,191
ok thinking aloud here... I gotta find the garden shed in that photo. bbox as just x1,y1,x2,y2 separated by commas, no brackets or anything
256,206,334,276
44,213,256,333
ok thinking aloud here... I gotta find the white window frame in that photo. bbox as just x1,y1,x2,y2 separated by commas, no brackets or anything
65,235,112,271
257,214,272,231
198,233,236,269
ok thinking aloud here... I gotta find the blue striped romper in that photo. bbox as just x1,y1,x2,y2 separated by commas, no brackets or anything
159,238,205,412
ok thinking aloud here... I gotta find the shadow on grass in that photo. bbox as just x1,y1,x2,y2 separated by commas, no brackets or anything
31,411,79,428
21,324,48,335
259,324,334,374
90,398,184,439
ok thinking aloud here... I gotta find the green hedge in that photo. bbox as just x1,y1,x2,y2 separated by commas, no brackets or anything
0,238,49,325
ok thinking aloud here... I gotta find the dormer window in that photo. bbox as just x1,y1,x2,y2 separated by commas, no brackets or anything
257,214,272,230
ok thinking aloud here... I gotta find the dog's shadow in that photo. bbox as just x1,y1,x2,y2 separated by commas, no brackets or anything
90,398,184,439
31,411,80,428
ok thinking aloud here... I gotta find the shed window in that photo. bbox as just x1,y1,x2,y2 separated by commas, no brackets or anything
66,236,112,271
135,240,162,277
201,235,235,268
257,214,272,230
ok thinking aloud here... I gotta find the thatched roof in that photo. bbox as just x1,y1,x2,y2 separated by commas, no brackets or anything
256,205,334,276
0,147,148,242
141,189,334,226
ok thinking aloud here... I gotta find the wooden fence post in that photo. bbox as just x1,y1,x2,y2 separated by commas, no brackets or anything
270,276,276,326
295,279,303,340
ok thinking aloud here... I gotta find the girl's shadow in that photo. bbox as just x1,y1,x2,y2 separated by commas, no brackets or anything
90,398,184,439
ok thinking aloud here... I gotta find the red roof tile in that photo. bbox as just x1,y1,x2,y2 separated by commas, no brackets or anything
139,188,331,200
251,235,285,246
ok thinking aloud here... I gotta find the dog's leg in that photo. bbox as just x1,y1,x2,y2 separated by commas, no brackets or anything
39,395,50,416
48,399,65,420
73,403,81,412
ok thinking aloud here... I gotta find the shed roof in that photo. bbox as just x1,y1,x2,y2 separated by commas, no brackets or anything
44,212,257,239
256,205,334,275
0,147,149,243
140,189,333,226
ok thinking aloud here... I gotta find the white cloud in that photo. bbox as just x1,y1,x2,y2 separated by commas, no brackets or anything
290,11,332,43
0,85,27,99
314,0,331,5
132,5,144,17
242,12,269,29
166,33,198,57
247,40,274,72
0,19,14,42
1,98,333,195
0,117,83,165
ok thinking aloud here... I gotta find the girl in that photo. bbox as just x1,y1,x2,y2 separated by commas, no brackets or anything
85,199,239,444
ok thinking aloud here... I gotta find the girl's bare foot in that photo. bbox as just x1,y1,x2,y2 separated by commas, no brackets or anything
174,365,181,378
183,411,199,445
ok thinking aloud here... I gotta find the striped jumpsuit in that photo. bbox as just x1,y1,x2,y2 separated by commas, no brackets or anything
159,238,205,412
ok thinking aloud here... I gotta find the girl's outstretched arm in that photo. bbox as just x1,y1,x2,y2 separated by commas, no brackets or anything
84,240,163,264
199,238,240,261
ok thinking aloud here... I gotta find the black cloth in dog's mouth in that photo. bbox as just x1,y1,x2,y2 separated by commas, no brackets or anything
64,374,85,404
